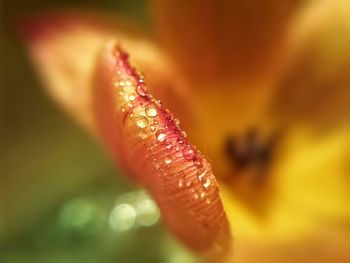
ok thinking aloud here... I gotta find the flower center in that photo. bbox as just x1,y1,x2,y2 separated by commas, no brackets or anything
225,127,277,171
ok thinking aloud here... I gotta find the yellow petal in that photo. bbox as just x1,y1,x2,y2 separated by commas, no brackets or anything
222,126,350,262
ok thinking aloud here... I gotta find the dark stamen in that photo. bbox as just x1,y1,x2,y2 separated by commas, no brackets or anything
225,127,276,169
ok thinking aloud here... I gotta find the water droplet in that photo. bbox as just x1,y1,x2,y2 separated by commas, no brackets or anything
166,143,173,150
194,155,204,168
186,181,192,187
178,179,184,188
197,170,206,181
136,84,148,97
182,146,195,160
206,163,213,172
164,157,172,165
206,198,211,204
200,192,206,198
193,193,199,200
145,103,158,118
149,123,157,131
138,131,148,140
136,116,149,129
125,80,132,86
203,178,211,189
128,94,136,101
156,129,167,142
155,100,162,106
117,80,126,87
165,112,174,122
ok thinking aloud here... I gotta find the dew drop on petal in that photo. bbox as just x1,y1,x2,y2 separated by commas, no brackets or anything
182,146,195,160
136,84,148,97
127,102,133,108
164,156,172,165
118,80,126,87
137,131,148,140
149,123,157,132
166,143,173,150
145,103,158,118
203,178,211,189
165,112,174,122
194,155,204,168
125,80,132,86
128,94,136,101
178,179,184,188
155,100,162,106
156,129,167,142
197,170,206,181
136,116,149,129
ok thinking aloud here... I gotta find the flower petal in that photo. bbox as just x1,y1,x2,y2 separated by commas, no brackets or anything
220,126,350,262
93,42,231,257
271,1,350,127
19,12,190,133
151,0,299,86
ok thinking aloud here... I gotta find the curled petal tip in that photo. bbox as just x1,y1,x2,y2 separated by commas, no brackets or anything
94,43,231,256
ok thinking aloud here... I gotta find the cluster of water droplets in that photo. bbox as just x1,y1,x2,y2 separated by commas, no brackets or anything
113,52,214,205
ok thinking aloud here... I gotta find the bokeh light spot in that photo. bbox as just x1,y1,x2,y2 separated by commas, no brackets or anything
136,199,160,227
109,204,136,232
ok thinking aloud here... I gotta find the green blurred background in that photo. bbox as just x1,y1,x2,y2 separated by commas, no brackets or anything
1,1,198,262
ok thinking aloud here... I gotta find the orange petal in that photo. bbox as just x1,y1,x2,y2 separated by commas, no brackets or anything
19,12,190,133
93,42,231,257
151,0,299,87
271,1,350,127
